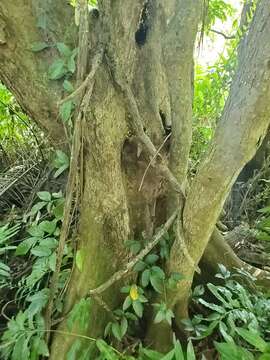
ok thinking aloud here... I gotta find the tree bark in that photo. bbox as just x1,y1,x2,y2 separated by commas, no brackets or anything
1,0,270,358
0,0,76,146
165,0,270,334
201,228,270,288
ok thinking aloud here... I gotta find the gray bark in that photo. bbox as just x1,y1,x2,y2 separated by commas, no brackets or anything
169,0,270,320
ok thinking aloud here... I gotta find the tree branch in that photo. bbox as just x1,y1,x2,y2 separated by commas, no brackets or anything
181,0,270,283
0,0,77,146
209,28,235,39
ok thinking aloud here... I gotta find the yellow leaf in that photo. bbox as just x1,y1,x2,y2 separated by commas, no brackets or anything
130,285,139,301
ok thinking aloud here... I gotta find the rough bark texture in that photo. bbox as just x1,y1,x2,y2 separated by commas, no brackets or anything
0,0,76,146
1,0,270,358
201,228,270,289
168,0,270,318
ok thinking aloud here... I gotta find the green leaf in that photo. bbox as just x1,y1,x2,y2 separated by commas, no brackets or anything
53,150,69,168
53,200,65,220
214,341,254,360
54,164,69,178
52,191,63,199
132,300,143,318
104,322,112,337
37,191,51,202
160,349,175,360
48,59,66,80
217,264,230,279
48,252,56,271
256,231,270,242
123,296,132,311
25,258,48,287
63,80,74,93
141,348,163,360
198,298,226,314
258,206,270,214
31,245,52,257
112,322,122,341
187,341,196,360
0,262,10,272
96,339,118,360
154,310,165,324
150,274,164,293
219,322,233,343
207,283,232,309
191,320,219,340
206,312,221,321
15,237,38,255
134,260,147,272
27,288,49,318
56,42,72,57
121,286,131,293
145,254,159,265
174,340,184,360
67,56,76,73
120,317,128,338
12,335,30,360
31,337,49,357
141,269,150,287
39,220,57,235
28,225,44,238
31,42,49,52
125,240,141,254
60,100,74,123
236,328,267,353
138,294,148,303
165,309,174,326
0,262,10,277
151,266,165,279
29,201,47,216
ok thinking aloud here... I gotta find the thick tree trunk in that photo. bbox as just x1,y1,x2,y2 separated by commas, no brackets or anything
50,2,202,357
150,0,270,347
1,0,270,358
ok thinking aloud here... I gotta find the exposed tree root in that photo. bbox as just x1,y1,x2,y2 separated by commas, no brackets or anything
200,228,270,288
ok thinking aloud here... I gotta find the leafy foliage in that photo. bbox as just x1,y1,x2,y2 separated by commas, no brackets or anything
0,223,20,288
1,2,269,359
1,312,49,360
255,205,270,242
205,0,235,31
192,39,238,164
0,84,43,164
184,265,270,357
0,186,71,359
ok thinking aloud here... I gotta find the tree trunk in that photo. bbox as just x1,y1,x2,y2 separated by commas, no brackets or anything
165,0,270,317
1,0,270,358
